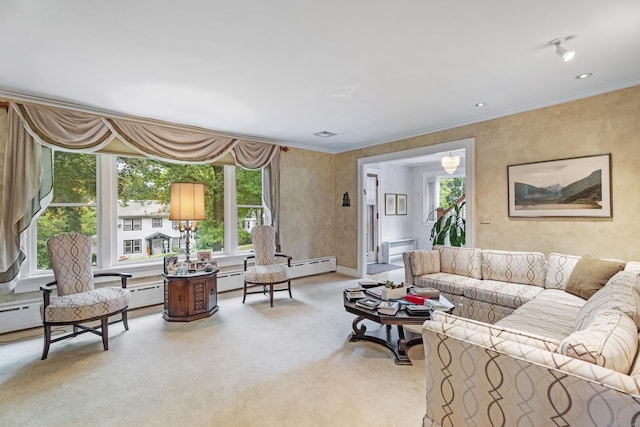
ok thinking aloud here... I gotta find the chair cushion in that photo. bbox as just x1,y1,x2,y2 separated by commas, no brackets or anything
41,287,130,323
244,264,290,284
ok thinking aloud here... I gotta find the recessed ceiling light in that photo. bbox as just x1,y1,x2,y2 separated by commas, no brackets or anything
314,131,337,138
475,102,487,107
575,73,593,80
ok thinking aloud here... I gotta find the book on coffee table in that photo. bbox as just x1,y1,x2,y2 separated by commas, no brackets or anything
355,298,380,310
377,301,399,315
345,290,366,301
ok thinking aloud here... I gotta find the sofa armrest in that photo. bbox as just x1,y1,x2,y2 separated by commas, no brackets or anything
402,251,414,285
422,321,640,426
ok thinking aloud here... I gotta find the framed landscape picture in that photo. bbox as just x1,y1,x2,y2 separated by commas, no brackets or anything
385,193,396,215
507,153,612,218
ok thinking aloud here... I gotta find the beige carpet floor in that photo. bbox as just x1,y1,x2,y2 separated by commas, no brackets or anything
0,271,426,427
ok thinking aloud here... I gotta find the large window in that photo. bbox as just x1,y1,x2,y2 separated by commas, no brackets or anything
32,151,263,273
425,175,466,222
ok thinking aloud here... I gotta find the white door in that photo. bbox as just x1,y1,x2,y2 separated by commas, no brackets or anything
366,173,379,263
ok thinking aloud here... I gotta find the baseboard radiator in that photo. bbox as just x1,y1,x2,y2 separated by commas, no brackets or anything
0,256,337,334
380,238,416,264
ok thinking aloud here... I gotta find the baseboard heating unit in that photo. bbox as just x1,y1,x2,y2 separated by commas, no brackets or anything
1,256,337,334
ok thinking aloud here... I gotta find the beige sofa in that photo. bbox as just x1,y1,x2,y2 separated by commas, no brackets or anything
403,246,640,426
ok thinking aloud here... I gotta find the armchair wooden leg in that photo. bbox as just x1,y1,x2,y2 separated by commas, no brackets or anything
42,324,52,360
122,311,129,331
269,284,274,307
101,316,109,351
242,282,247,303
288,280,292,299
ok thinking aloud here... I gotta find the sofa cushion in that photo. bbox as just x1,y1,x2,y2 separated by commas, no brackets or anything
481,249,546,287
560,309,638,374
415,273,482,296
436,246,482,279
575,271,640,330
463,279,544,309
565,255,625,300
545,253,581,290
409,250,440,276
496,289,585,342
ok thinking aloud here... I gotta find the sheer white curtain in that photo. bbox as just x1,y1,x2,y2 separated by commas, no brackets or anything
0,102,283,293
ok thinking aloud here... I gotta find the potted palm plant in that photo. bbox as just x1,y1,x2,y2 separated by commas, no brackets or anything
430,201,466,247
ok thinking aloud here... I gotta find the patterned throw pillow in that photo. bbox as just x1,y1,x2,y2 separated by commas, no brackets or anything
575,271,640,330
560,309,638,374
565,255,625,300
409,250,440,276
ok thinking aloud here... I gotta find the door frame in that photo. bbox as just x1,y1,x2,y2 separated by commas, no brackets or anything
356,137,475,277
365,170,380,263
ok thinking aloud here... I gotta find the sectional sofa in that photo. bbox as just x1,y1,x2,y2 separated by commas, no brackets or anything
403,246,640,426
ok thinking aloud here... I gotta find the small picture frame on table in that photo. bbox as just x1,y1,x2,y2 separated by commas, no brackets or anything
163,255,179,275
197,251,211,262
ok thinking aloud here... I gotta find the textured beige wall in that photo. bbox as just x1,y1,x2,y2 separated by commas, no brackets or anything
279,147,336,260
336,85,640,268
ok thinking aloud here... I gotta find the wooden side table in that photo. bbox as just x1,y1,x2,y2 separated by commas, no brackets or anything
162,270,219,321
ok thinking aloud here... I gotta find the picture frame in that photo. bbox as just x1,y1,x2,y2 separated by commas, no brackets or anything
507,153,612,218
396,194,407,215
385,193,396,215
197,251,211,262
163,255,179,275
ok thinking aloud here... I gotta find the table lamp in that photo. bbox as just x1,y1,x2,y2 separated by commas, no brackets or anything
169,182,206,262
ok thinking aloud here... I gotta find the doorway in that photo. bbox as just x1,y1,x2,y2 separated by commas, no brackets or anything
356,137,475,278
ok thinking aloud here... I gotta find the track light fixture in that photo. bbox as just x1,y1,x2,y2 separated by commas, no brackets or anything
548,37,575,62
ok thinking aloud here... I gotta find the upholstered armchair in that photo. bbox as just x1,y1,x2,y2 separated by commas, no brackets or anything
40,232,131,360
243,225,292,307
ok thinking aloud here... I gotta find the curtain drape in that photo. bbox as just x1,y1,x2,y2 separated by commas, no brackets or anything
0,102,283,293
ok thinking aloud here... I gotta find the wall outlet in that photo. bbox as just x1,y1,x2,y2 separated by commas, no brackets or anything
480,214,490,224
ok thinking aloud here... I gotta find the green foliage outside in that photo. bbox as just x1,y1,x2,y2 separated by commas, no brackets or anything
439,177,465,208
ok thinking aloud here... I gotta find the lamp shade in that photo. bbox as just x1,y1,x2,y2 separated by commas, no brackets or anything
169,182,206,220
441,154,460,174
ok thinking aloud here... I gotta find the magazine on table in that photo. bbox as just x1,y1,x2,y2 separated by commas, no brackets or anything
423,297,455,313
345,290,366,301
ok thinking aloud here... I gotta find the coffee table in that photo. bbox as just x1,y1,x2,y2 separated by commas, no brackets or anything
343,292,443,365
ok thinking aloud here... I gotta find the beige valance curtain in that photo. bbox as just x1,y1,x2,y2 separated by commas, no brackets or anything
0,102,281,293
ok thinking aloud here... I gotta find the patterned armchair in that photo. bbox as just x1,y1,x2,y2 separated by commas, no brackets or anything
40,233,131,360
243,225,292,307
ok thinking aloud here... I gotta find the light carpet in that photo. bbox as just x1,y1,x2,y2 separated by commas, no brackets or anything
0,272,425,427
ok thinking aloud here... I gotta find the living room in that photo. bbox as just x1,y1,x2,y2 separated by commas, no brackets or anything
2,1,640,426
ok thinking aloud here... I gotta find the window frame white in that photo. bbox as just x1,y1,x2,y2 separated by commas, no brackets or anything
17,155,263,293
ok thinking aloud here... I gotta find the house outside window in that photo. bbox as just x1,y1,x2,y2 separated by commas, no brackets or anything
152,218,162,228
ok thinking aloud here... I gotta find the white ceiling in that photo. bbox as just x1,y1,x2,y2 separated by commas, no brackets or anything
1,1,639,154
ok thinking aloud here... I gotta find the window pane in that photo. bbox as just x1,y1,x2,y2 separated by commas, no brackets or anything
51,152,97,203
236,169,263,250
116,157,224,260
37,152,97,270
37,206,97,269
439,177,466,208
